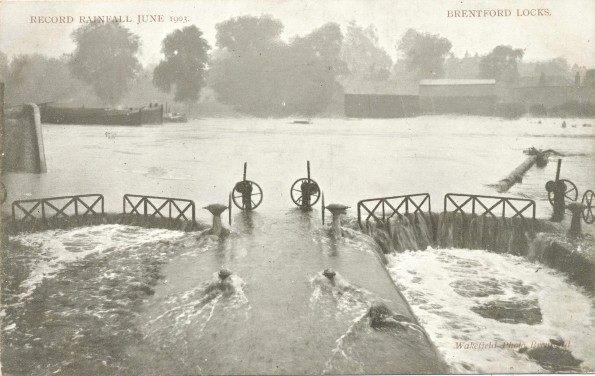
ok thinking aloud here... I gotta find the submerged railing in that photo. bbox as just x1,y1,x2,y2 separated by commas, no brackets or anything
11,194,104,221
357,193,431,229
123,194,195,222
443,193,536,219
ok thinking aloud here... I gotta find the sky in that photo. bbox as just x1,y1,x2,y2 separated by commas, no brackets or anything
1,0,594,67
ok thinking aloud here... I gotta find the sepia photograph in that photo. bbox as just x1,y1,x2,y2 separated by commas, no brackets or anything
0,0,594,374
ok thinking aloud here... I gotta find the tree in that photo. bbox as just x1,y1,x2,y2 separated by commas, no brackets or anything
444,52,481,79
215,15,283,52
478,45,524,83
68,23,141,105
283,22,347,115
533,57,571,77
153,25,210,103
209,15,346,116
3,54,97,105
397,29,452,79
341,22,392,81
208,15,285,115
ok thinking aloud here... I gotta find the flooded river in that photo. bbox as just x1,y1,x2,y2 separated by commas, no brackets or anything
2,116,594,374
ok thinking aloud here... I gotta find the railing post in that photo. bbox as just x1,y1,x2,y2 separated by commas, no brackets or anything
472,197,476,215
41,199,46,221
143,197,148,217
74,197,79,216
428,194,431,213
357,202,362,230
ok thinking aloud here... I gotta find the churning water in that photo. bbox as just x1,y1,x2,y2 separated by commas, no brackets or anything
2,116,594,374
389,248,595,373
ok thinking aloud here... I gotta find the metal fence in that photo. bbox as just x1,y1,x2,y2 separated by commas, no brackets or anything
11,194,104,221
357,193,431,229
443,193,536,219
123,194,195,222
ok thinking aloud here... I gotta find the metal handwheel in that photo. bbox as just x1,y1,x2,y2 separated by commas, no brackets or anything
290,178,320,208
547,179,577,205
290,161,320,209
231,163,263,211
232,181,263,210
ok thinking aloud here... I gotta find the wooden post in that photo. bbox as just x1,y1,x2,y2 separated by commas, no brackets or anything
0,82,5,178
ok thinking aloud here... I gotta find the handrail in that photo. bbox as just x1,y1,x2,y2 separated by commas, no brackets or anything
443,193,536,219
357,193,431,229
11,194,104,221
123,194,195,222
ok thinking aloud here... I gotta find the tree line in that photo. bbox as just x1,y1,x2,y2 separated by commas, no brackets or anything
0,15,588,116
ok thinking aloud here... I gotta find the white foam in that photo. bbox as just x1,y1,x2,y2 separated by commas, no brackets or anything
10,225,186,302
387,248,595,373
143,273,250,343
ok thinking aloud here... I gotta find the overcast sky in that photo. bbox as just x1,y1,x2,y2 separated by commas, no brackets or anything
1,0,594,67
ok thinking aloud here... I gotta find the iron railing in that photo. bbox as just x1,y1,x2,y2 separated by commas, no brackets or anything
443,193,536,219
357,193,431,229
11,194,104,221
123,194,195,222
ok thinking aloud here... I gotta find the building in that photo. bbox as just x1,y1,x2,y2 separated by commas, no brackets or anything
511,74,594,110
342,73,594,118
418,79,497,115
343,80,419,118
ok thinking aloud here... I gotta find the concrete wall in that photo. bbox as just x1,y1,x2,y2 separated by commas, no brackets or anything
510,86,595,108
419,83,495,97
419,96,497,115
344,94,419,118
2,103,47,174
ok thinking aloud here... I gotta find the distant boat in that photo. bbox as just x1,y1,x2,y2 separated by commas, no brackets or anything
291,119,312,124
39,104,163,125
164,112,188,123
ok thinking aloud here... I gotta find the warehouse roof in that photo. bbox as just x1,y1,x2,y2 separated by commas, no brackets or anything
419,79,496,86
343,80,419,96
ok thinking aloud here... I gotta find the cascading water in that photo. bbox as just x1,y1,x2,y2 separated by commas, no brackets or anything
2,116,594,374
361,212,594,291
388,248,595,373
359,211,595,373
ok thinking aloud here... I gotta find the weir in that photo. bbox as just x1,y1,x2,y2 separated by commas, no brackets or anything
2,146,594,373
140,211,446,374
359,204,594,292
0,210,448,374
